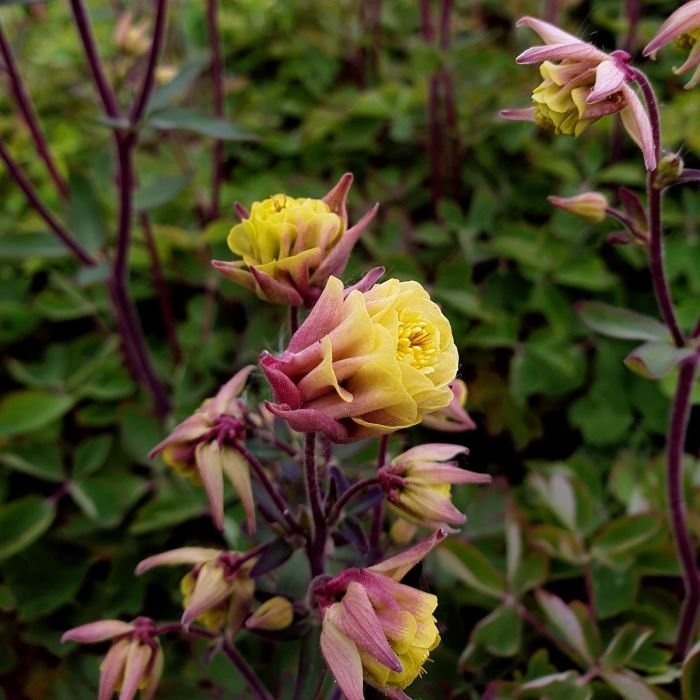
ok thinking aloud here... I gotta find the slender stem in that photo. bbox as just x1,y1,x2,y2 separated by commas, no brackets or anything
0,139,96,265
327,476,381,524
369,434,389,552
129,0,168,124
692,317,700,341
0,22,68,198
234,441,302,534
206,0,224,221
290,305,299,336
630,67,685,348
221,640,275,700
516,602,584,665
69,0,121,119
669,353,700,659
304,432,327,576
140,213,182,364
604,206,639,237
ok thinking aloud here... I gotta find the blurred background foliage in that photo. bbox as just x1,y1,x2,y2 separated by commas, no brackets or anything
0,0,699,698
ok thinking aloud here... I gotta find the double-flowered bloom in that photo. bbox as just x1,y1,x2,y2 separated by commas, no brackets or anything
261,273,458,443
136,547,255,632
149,366,255,533
213,173,378,307
62,617,163,700
502,16,656,170
315,530,446,699
644,0,700,89
378,444,491,529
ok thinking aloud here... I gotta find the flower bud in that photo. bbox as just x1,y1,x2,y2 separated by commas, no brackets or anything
547,192,609,222
653,152,685,189
421,378,476,432
245,596,294,631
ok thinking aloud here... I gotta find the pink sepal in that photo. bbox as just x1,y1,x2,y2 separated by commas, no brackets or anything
322,172,353,226
98,639,129,700
250,266,305,306
369,528,448,581
587,60,626,102
119,642,150,700
398,443,468,463
234,201,250,220
181,563,230,626
212,365,255,414
383,689,413,699
517,43,606,64
516,16,586,45
148,413,209,458
135,547,221,575
619,84,656,171
499,107,536,122
264,401,350,442
196,442,225,531
61,620,135,644
320,621,365,700
260,352,302,407
344,266,385,296
643,0,700,57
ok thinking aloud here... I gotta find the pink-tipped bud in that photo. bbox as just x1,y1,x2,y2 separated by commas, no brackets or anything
245,597,294,631
653,152,685,189
421,379,476,432
548,192,609,222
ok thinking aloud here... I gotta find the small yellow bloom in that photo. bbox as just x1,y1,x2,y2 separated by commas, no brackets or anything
245,596,294,631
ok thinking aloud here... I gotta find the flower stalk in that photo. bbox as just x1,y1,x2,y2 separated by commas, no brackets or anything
304,432,327,576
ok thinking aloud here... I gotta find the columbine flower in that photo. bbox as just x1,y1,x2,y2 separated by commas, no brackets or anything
136,548,255,632
245,596,294,631
149,366,255,533
260,272,458,443
378,444,491,529
212,173,378,307
501,16,656,170
547,191,609,222
643,0,700,89
421,379,476,432
62,617,163,700
314,530,447,699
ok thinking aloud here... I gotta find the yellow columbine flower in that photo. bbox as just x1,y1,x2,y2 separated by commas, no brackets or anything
213,174,377,307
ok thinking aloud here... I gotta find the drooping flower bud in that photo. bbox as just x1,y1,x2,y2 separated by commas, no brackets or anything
547,191,609,222
212,174,378,307
149,366,256,533
643,0,700,89
136,548,255,632
62,617,163,700
421,379,476,432
378,444,491,529
261,272,458,443
315,530,447,699
245,596,294,631
653,152,685,189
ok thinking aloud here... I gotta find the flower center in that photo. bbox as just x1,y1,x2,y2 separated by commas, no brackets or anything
396,310,438,374
271,194,290,211
675,30,699,51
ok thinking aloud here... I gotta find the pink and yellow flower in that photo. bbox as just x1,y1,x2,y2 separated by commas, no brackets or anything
260,273,458,443
149,366,256,533
315,530,447,699
644,0,700,88
136,548,255,632
421,378,476,432
62,617,163,700
378,444,491,529
213,173,378,307
501,16,656,170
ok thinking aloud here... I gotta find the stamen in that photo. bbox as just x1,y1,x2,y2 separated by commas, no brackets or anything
396,310,438,374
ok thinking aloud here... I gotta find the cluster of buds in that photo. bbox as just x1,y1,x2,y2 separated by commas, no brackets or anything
136,548,256,632
378,444,491,530
62,618,163,700
149,366,255,532
314,530,446,699
213,173,378,307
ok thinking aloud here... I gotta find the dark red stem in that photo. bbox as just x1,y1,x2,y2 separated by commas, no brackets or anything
304,432,327,576
669,353,700,659
327,476,381,524
0,139,95,265
369,434,389,553
0,22,68,198
206,0,224,220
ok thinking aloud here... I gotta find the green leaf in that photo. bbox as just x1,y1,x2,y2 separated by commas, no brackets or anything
67,474,147,527
148,108,254,140
0,443,64,482
472,605,521,656
601,624,654,670
0,390,73,438
576,302,669,342
0,497,55,562
601,670,658,700
73,436,113,479
518,672,592,700
591,560,638,618
146,55,210,113
129,491,206,535
0,232,70,259
624,342,694,379
536,590,593,663
134,173,193,211
437,539,506,599
553,257,616,291
591,514,661,564
682,641,700,699
66,172,106,254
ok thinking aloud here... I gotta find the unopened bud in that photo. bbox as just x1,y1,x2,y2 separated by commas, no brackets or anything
653,152,685,189
245,597,294,631
548,192,608,222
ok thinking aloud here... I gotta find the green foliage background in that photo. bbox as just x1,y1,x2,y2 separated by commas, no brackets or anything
0,0,699,698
